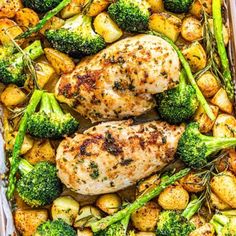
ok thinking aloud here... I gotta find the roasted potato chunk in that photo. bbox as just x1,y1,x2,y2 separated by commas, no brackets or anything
14,209,48,236
146,0,164,12
210,192,231,210
190,0,212,18
86,0,110,17
61,0,85,19
0,0,23,18
149,12,182,42
77,228,94,236
131,201,160,232
40,16,65,35
189,223,215,236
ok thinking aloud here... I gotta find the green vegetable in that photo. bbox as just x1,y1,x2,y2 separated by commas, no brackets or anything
163,0,194,13
108,0,150,32
27,92,79,139
156,70,199,124
212,0,234,101
45,14,106,58
210,212,236,236
17,0,71,39
22,0,62,13
0,40,43,86
7,90,44,200
149,31,215,121
90,168,190,232
17,159,62,207
35,219,76,236
177,122,236,169
157,197,202,236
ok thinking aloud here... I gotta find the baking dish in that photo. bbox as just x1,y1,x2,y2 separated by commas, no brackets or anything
0,0,236,235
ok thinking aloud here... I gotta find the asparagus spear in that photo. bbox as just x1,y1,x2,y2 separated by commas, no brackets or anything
149,31,215,121
17,0,71,39
212,0,234,101
90,168,190,232
7,90,44,200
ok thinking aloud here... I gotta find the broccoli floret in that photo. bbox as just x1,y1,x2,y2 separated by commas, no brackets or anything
157,197,202,236
35,219,76,236
210,212,236,236
17,159,62,207
156,71,199,124
177,122,236,169
45,14,106,58
108,0,151,32
163,0,194,13
27,92,79,139
23,0,62,13
0,40,43,86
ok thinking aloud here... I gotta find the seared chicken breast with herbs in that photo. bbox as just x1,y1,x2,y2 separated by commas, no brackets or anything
56,120,185,195
55,34,180,122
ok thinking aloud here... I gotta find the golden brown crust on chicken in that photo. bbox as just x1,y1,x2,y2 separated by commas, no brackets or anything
56,120,185,195
55,34,180,122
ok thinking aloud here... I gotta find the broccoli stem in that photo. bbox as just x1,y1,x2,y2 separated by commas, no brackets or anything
212,0,234,101
210,214,229,235
149,31,215,121
48,93,64,115
181,197,202,220
18,159,34,175
7,90,44,200
178,70,187,91
40,93,52,114
90,168,190,232
17,0,72,39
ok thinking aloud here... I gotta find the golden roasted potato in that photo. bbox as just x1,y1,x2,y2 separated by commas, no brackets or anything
94,12,123,43
0,18,23,45
61,0,85,18
213,114,236,138
24,139,56,164
210,192,231,210
85,0,110,17
229,149,236,175
14,209,48,236
210,171,236,208
149,12,182,42
181,16,203,42
190,0,212,18
40,16,65,35
146,0,164,12
131,201,160,232
77,228,94,236
35,61,56,89
96,193,121,215
135,232,156,236
189,214,206,229
0,0,23,18
15,8,39,32
1,84,26,107
180,172,205,193
182,42,207,72
189,223,215,236
158,184,189,210
51,196,80,225
44,48,75,75
137,174,160,196
211,88,233,114
74,206,102,228
197,72,220,98
194,104,219,133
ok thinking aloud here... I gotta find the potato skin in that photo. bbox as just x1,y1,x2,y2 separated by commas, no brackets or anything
131,201,160,232
189,214,206,229
96,193,121,215
77,228,94,236
181,16,203,42
158,185,189,210
210,192,231,210
189,223,215,236
14,209,48,236
210,171,236,208
0,0,23,18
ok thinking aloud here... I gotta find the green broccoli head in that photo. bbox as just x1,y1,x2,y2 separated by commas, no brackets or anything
156,72,199,124
35,219,76,236
17,160,62,207
163,0,194,13
45,14,106,58
22,0,62,13
157,211,196,236
108,0,151,32
27,92,79,139
95,222,127,236
0,40,43,86
177,122,236,169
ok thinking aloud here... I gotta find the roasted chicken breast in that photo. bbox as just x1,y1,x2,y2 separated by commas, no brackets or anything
56,120,185,195
55,34,180,122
